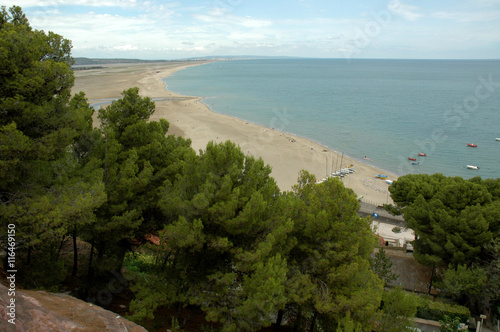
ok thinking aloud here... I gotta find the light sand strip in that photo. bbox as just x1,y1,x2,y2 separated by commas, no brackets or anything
73,61,397,204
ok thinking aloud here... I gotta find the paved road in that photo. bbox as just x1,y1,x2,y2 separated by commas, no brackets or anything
358,201,406,227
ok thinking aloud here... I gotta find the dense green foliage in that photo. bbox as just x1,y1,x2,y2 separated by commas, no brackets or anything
375,287,420,332
389,173,500,318
0,5,101,286
370,247,399,286
129,141,291,331
4,7,492,330
280,172,383,331
416,297,471,323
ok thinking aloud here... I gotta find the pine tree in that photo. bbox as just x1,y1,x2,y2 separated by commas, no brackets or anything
129,141,291,331
0,6,102,286
371,247,399,286
283,171,383,331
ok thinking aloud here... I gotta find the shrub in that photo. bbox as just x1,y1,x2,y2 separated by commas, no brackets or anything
392,227,402,233
416,297,470,323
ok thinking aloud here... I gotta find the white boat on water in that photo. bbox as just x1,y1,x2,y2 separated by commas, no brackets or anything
467,165,479,170
496,138,500,141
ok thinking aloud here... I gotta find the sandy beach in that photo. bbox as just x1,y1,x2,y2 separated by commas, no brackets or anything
73,61,398,205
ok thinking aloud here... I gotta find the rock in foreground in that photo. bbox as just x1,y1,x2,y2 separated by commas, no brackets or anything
0,283,146,331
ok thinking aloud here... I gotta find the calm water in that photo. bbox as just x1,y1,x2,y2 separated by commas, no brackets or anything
164,59,500,179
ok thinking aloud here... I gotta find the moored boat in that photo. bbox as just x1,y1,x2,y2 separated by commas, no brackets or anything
496,138,500,141
467,165,479,170
467,143,477,147
411,162,420,165
418,153,426,156
408,157,416,161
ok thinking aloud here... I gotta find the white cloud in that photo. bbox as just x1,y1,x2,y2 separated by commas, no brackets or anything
431,10,500,22
388,0,422,21
227,32,270,41
11,0,144,8
3,0,499,59
194,8,272,28
113,44,138,51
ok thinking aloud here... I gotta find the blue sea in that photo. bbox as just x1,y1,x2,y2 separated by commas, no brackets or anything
164,59,500,179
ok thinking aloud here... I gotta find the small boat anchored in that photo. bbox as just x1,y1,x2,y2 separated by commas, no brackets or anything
467,165,479,170
411,162,420,165
496,138,500,141
408,157,416,161
467,143,477,147
418,153,427,156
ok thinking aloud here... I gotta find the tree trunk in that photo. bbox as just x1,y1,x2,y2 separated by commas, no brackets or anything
87,238,95,282
309,310,318,332
72,226,78,277
27,246,31,265
56,236,66,261
84,238,95,300
275,309,284,329
293,307,302,332
428,263,435,295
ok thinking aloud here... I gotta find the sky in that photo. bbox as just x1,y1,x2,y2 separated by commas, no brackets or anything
3,0,500,59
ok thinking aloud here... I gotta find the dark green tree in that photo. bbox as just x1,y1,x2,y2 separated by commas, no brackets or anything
91,87,193,273
282,171,383,331
0,6,102,286
376,287,420,332
389,174,495,268
371,247,399,286
129,141,291,331
389,174,500,315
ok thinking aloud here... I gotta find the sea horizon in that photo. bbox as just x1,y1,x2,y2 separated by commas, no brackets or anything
164,58,500,180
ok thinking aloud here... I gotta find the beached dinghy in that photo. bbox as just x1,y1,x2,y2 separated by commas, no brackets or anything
467,165,479,170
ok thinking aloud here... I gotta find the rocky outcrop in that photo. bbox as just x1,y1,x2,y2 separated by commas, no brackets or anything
0,283,147,331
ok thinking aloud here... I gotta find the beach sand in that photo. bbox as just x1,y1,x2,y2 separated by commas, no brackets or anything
73,61,398,205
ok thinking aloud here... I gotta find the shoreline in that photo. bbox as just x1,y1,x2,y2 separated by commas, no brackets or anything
73,61,398,205
198,96,399,179
163,63,401,179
